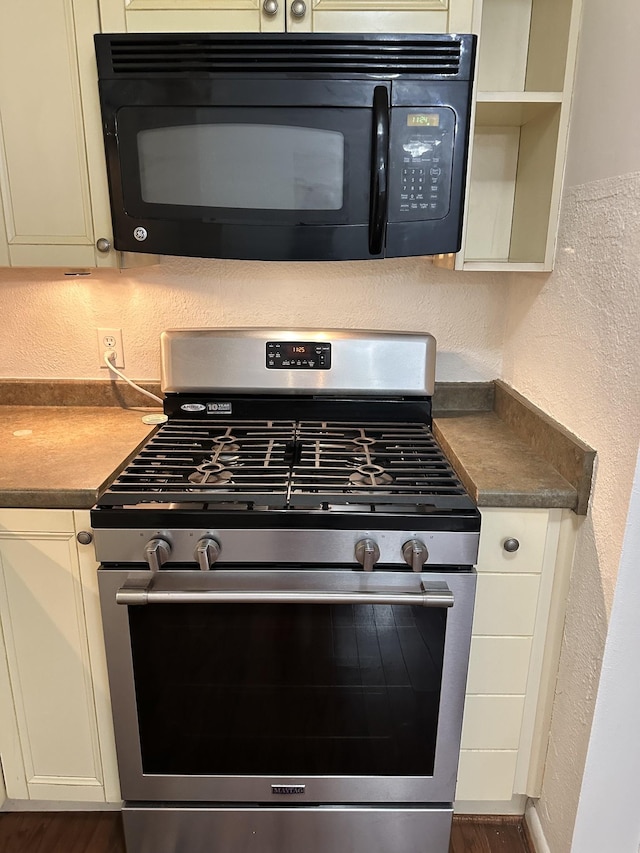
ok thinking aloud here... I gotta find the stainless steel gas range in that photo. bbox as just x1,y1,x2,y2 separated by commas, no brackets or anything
91,328,480,853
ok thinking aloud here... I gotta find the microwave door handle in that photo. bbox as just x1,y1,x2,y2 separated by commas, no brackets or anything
368,86,389,255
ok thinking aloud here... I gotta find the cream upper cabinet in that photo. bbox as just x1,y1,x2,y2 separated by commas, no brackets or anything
99,0,472,34
455,507,577,813
0,1,115,268
457,0,583,271
0,509,120,802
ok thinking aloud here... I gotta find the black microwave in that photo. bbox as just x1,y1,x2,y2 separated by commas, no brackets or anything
94,32,476,262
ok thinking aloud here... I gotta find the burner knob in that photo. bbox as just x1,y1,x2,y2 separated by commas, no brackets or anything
194,537,221,571
355,538,380,572
402,539,429,572
144,537,171,572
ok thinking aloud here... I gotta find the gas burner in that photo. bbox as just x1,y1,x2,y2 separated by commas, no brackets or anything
352,436,376,448
211,435,240,453
349,464,394,487
188,463,233,486
352,455,378,466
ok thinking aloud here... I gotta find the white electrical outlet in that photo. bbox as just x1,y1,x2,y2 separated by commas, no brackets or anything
97,327,125,369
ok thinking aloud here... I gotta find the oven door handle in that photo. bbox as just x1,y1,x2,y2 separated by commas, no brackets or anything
115,582,454,608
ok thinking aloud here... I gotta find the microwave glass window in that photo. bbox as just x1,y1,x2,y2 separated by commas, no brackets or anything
137,124,345,211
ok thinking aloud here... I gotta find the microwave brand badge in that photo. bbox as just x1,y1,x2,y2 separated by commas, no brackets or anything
180,403,206,413
271,785,305,795
133,227,148,242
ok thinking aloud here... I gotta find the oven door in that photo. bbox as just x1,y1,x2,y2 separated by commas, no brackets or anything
98,567,475,804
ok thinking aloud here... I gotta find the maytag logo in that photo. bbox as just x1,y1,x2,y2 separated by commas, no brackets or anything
271,785,305,795
180,403,206,412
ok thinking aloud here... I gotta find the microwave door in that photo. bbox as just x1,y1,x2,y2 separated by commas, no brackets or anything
369,86,389,256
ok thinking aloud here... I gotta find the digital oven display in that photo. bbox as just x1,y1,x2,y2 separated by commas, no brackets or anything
266,341,332,370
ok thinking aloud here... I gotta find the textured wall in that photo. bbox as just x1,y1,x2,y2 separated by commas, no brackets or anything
570,446,640,852
564,0,640,188
503,172,640,853
0,258,508,383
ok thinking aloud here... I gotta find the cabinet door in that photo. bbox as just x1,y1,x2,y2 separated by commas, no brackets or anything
99,0,285,33
0,1,115,268
291,0,464,34
99,0,473,35
456,507,576,811
0,510,109,801
457,508,550,809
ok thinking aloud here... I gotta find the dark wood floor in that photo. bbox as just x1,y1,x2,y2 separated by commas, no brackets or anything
0,811,533,853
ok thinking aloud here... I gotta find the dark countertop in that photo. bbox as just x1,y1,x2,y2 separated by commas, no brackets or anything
0,380,595,513
0,406,157,509
434,413,578,509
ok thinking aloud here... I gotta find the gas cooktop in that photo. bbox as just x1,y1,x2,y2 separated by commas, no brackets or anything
97,417,475,512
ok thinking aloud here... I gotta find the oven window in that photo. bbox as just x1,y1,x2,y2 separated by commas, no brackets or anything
128,603,446,777
137,124,345,210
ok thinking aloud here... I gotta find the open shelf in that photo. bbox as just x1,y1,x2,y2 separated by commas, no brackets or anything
476,0,574,94
456,0,581,271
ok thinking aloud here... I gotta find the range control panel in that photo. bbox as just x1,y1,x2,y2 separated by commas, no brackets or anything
389,107,455,222
266,341,332,370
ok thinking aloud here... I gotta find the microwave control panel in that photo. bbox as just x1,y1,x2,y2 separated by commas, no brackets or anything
389,107,455,222
266,341,332,370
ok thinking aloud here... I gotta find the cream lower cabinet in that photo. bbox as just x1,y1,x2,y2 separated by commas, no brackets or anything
455,507,577,813
0,509,119,803
0,1,115,269
99,0,472,35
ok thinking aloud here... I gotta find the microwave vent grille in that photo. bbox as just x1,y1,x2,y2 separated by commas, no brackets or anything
103,35,464,78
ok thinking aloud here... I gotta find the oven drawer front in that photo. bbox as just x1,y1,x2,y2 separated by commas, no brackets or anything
99,569,475,804
123,804,453,853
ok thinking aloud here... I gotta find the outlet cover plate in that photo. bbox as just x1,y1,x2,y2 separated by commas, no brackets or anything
97,328,124,369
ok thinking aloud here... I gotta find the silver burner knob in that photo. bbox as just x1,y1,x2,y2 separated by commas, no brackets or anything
402,539,429,572
355,538,380,572
194,537,221,571
144,537,171,572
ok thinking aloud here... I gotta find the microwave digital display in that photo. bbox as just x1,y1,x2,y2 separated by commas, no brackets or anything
407,114,441,127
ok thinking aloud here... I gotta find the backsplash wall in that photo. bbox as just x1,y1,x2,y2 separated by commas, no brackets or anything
0,257,510,382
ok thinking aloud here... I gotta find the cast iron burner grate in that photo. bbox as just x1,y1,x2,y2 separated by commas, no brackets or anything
290,421,469,507
101,420,295,506
98,418,473,510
